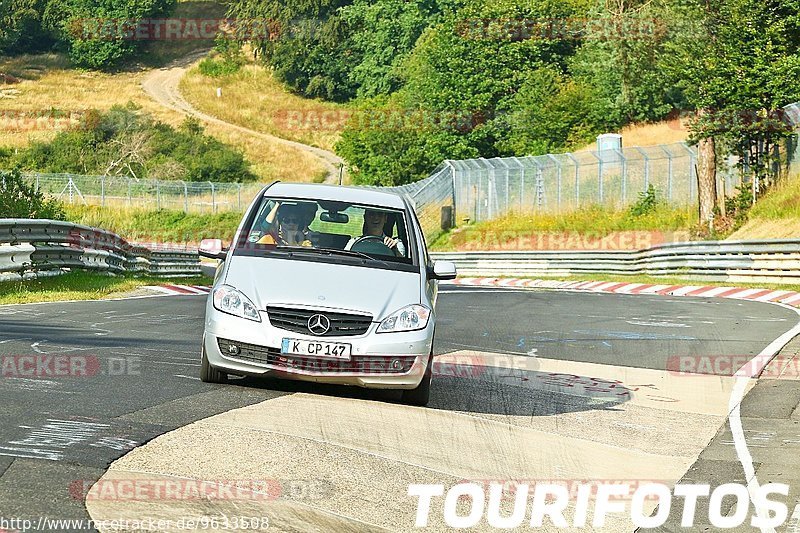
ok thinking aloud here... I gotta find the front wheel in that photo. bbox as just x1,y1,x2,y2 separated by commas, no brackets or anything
402,356,432,406
200,345,228,384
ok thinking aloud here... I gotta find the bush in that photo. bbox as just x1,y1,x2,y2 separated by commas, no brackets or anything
0,169,65,219
198,34,245,77
7,107,258,183
52,0,176,69
628,185,660,217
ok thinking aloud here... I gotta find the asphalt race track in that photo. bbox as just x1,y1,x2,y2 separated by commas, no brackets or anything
0,286,799,531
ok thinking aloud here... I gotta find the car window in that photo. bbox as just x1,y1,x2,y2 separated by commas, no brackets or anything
236,196,417,270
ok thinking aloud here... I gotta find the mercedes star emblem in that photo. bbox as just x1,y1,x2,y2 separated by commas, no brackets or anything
307,314,331,335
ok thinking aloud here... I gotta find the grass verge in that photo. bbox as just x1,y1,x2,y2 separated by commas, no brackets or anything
729,174,800,239
64,205,241,244
431,204,696,251
0,271,211,305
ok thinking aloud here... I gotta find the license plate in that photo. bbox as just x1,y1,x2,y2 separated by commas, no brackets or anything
281,338,351,360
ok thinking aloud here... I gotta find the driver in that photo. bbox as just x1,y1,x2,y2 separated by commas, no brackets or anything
345,209,406,257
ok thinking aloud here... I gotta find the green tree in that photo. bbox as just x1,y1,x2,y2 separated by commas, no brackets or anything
0,169,65,219
45,0,176,68
665,0,800,220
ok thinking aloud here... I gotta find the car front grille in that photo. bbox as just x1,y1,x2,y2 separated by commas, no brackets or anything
266,306,373,337
217,338,415,374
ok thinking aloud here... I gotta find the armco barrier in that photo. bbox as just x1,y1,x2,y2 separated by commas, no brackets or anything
0,219,200,280
430,239,800,284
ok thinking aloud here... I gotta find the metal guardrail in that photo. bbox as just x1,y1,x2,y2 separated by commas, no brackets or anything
0,219,201,281
431,239,800,284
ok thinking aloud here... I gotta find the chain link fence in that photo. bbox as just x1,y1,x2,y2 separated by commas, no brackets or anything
448,142,714,224
25,173,265,214
9,140,760,243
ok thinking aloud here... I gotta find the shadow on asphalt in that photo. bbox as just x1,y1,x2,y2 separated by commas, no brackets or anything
227,363,631,416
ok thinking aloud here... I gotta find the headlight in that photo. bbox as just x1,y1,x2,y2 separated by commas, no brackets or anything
377,305,430,333
213,285,261,322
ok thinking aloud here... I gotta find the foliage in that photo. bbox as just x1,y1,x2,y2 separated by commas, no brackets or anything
45,0,176,68
0,169,65,219
198,33,245,77
725,184,755,225
628,184,659,217
665,0,800,180
7,105,258,182
64,204,242,242
0,0,57,53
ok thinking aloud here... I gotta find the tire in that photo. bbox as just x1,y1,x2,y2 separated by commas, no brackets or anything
200,345,228,384
402,355,432,406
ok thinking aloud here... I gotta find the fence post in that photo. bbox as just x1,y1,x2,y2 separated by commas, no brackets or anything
127,178,132,207
156,180,161,210
486,162,495,220
566,153,579,207
591,151,604,204
635,147,650,192
101,176,105,207
238,183,243,210
547,154,561,209
615,148,627,204
680,143,697,203
659,145,673,201
179,180,188,212
209,181,216,213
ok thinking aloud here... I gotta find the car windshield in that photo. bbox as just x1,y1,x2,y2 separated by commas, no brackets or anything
234,196,416,270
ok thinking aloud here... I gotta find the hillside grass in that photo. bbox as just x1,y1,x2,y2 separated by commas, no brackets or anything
0,271,210,305
728,173,800,239
0,1,327,183
64,205,241,244
574,119,689,152
180,58,344,153
431,204,696,251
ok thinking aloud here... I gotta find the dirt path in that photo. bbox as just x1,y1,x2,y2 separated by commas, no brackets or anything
141,50,343,184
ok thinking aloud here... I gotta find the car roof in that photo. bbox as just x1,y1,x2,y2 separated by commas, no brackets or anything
265,183,407,210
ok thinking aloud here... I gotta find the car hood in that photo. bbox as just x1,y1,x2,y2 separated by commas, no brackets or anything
223,255,421,320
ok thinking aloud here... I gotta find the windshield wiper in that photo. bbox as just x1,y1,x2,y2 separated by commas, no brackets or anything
275,246,389,267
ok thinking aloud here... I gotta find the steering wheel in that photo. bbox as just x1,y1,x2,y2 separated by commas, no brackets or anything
350,235,394,255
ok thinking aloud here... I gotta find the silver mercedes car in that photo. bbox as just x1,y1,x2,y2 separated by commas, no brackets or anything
198,182,456,406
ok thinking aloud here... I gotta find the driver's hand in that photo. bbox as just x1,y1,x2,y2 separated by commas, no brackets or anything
383,236,399,249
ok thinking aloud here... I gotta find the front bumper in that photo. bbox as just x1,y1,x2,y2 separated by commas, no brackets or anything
203,306,434,389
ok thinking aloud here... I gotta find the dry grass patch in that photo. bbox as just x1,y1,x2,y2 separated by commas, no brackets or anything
0,51,325,181
574,119,689,152
180,60,344,152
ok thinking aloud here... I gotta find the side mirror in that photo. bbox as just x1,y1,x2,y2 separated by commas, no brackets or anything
430,260,457,281
199,238,227,261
